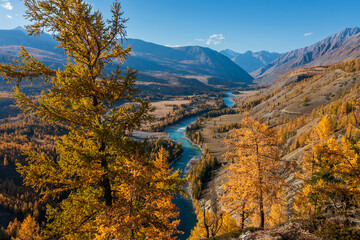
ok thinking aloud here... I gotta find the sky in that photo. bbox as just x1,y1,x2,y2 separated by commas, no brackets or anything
0,0,360,54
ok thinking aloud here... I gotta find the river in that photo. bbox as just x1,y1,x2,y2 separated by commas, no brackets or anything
165,92,235,239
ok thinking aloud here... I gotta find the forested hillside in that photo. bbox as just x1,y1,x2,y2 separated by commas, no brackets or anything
186,58,360,239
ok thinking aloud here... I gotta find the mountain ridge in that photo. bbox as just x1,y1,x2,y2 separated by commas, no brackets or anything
0,27,253,95
220,49,281,73
252,26,360,83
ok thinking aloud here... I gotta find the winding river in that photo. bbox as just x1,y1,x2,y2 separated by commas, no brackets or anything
165,92,235,239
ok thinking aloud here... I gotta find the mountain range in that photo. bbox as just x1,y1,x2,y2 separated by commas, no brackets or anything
0,27,253,95
252,27,360,83
219,49,281,73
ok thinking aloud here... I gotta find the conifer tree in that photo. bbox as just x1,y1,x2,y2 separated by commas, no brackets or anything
188,201,237,240
15,215,40,240
0,0,184,239
221,114,284,228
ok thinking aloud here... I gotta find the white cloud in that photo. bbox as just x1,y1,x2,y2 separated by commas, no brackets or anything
206,34,225,45
304,32,312,37
1,1,13,10
195,34,225,46
6,14,12,19
165,44,183,48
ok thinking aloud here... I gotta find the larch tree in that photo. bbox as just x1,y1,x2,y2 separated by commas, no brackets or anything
0,0,185,239
188,200,237,240
294,133,360,219
15,215,40,240
221,114,284,228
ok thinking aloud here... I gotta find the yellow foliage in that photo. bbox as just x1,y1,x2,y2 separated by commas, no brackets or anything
221,114,284,229
188,201,237,240
15,215,40,240
317,116,335,139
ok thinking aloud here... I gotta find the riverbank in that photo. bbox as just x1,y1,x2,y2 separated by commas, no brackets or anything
160,92,236,239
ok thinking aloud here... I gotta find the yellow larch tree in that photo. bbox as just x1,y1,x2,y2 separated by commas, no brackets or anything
221,114,285,228
0,0,185,239
15,215,40,240
188,200,237,240
294,108,360,219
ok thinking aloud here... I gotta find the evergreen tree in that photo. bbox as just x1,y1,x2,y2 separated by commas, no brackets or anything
0,0,185,239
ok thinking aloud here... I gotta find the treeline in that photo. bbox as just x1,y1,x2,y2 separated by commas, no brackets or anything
0,116,67,167
188,147,219,199
212,123,241,133
0,179,44,221
328,57,360,73
278,85,360,153
238,90,280,112
149,94,227,132
201,107,238,119
144,138,183,162
185,118,204,145
0,178,46,240
187,132,204,145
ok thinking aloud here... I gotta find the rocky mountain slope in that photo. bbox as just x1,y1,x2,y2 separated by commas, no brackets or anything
252,27,360,83
220,49,281,73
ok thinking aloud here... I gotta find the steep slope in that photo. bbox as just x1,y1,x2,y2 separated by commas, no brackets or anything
0,28,253,95
188,58,360,240
123,39,253,85
220,49,281,73
252,27,360,83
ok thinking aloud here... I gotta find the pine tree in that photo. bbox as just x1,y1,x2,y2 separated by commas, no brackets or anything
221,114,284,228
0,0,184,239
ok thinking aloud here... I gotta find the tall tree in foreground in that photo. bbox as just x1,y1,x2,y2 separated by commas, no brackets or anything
221,114,285,228
0,0,184,239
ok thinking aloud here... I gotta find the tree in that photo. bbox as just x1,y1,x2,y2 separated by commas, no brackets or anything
317,115,335,139
221,114,284,228
15,215,40,240
3,156,8,166
294,136,360,218
188,200,237,240
0,0,184,239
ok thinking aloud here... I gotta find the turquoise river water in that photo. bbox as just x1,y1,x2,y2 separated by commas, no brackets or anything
165,92,235,239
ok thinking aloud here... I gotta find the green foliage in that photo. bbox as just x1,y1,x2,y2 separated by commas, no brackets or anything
144,138,183,162
188,147,219,199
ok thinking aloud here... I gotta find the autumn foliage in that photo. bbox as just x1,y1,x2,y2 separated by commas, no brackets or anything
221,114,285,229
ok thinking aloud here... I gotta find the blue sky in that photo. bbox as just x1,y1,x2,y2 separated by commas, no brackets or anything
1,0,359,53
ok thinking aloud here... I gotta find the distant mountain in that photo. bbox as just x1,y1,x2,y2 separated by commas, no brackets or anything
0,27,253,95
252,27,360,83
220,49,281,73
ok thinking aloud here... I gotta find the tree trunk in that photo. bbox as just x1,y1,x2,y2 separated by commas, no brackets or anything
256,143,264,228
100,142,112,206
241,211,245,230
259,193,265,228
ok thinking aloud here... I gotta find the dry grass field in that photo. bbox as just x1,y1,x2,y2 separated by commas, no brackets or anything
150,99,190,118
